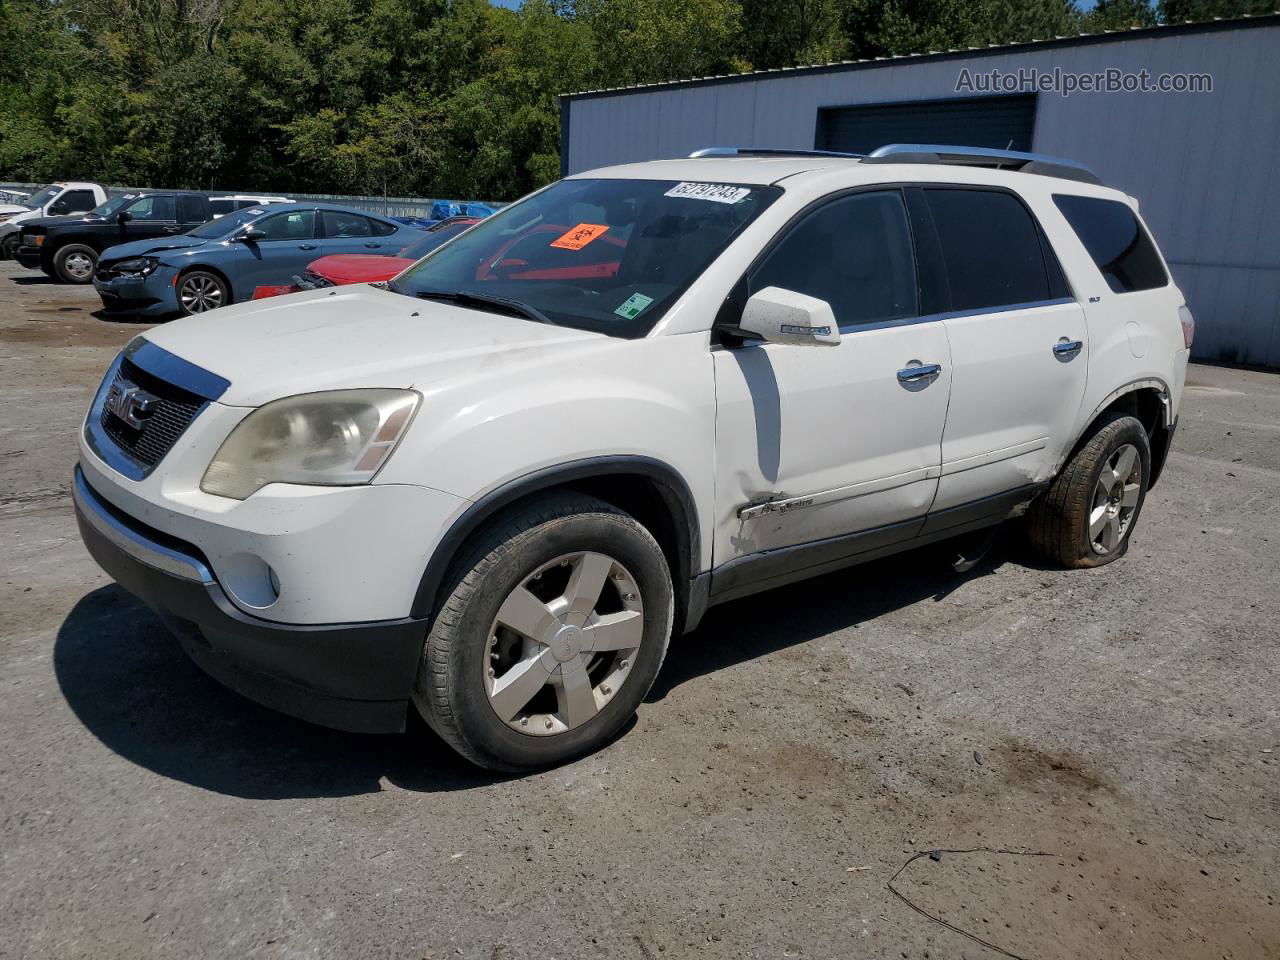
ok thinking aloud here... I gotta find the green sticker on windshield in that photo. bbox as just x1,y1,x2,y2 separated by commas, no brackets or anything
614,292,654,320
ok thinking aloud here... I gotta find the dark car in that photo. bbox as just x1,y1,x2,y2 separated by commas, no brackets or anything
15,191,212,284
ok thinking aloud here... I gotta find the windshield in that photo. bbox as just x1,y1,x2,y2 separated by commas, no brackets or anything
390,178,780,337
26,185,60,209
91,194,137,218
186,206,265,239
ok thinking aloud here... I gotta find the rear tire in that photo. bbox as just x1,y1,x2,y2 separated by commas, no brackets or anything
1026,413,1151,568
0,234,17,261
414,493,673,772
53,243,98,284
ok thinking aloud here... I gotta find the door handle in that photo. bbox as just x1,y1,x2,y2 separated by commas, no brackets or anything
299,243,316,251
1053,338,1084,359
897,362,942,383
364,242,380,248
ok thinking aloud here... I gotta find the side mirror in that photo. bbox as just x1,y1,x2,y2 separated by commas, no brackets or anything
116,211,132,224
49,201,69,216
235,227,266,243
736,286,841,347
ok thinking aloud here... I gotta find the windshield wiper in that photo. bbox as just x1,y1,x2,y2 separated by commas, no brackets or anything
413,289,554,326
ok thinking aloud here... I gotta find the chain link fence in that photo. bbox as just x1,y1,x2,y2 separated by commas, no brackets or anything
0,182,501,220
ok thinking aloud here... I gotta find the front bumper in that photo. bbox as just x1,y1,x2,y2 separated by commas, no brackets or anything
15,243,44,269
73,466,426,733
94,271,179,317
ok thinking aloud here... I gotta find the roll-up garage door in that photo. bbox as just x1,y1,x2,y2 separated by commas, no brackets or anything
816,94,1037,154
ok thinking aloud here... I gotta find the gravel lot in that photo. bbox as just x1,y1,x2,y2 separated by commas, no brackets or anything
1,259,1277,960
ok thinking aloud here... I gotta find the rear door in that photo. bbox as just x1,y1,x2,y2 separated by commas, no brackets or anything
318,209,398,256
919,186,1088,522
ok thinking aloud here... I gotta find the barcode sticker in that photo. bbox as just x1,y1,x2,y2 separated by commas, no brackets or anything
664,182,751,204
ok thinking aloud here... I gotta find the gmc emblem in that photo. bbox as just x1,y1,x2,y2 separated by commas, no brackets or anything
104,380,158,430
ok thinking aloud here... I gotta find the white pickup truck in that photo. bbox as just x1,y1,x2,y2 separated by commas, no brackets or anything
0,182,108,259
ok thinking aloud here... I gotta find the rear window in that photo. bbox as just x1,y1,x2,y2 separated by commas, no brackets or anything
924,188,1056,312
1053,195,1168,293
210,199,235,216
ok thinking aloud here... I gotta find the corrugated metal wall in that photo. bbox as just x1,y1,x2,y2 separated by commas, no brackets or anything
564,20,1280,367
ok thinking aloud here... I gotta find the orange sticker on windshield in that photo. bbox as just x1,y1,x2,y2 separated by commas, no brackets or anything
550,223,609,250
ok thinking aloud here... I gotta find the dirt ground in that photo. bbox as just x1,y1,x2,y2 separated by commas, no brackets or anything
0,259,1277,960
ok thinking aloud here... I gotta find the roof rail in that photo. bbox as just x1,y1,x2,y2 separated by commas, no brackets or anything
689,147,863,159
865,144,1101,185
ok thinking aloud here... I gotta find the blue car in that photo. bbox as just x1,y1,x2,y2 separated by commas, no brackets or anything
93,203,420,317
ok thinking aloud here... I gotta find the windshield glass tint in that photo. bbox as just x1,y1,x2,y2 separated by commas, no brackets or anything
26,185,60,209
186,206,264,239
391,178,780,337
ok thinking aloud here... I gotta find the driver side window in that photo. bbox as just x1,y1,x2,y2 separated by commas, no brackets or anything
749,190,919,328
126,196,176,222
255,210,316,240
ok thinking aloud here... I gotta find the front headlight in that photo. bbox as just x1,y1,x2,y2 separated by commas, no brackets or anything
201,389,420,500
32,235,44,246
114,256,159,277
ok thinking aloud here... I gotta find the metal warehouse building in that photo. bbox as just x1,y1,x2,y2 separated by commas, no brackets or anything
560,14,1280,368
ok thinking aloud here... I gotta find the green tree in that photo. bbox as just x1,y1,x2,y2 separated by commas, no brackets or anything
739,0,847,69
1084,0,1158,31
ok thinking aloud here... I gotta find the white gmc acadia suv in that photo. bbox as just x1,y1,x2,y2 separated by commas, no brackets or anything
73,145,1192,771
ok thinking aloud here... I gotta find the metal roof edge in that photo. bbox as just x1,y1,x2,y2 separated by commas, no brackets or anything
559,11,1280,101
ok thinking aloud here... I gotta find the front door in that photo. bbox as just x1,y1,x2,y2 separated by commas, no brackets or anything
228,208,318,298
711,189,952,595
122,194,181,243
917,187,1089,516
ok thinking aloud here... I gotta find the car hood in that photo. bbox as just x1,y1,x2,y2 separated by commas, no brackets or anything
17,214,100,232
0,203,30,217
101,235,207,262
307,254,413,285
141,284,607,407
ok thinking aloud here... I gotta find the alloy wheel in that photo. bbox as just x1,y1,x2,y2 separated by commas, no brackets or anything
180,275,224,313
1089,443,1141,554
485,551,644,736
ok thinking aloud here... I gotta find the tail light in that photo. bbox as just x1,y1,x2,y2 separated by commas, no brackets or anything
1178,305,1195,349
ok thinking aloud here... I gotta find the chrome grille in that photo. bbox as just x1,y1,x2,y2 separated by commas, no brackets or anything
99,356,204,467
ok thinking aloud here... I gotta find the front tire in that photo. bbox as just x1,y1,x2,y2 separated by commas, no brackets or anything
1026,413,1151,568
414,493,674,772
53,243,98,284
0,234,18,261
177,270,230,315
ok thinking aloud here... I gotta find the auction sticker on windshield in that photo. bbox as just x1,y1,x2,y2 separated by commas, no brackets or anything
550,223,609,250
664,182,752,204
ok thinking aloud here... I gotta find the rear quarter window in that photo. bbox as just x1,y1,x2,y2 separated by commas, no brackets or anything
1052,194,1168,293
